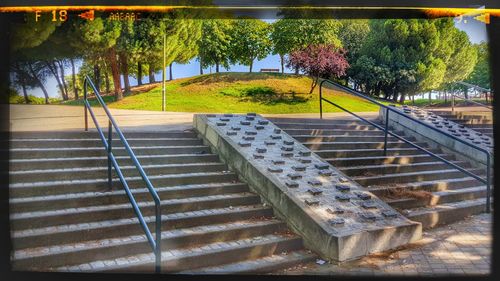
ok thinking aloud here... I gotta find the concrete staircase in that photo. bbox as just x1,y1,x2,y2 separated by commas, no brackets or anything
268,117,491,229
9,131,315,273
428,110,493,138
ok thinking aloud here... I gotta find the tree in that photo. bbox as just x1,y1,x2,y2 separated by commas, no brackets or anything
198,19,232,73
465,42,490,89
271,19,343,73
70,16,122,99
229,18,271,72
338,20,370,85
350,19,477,103
286,44,349,94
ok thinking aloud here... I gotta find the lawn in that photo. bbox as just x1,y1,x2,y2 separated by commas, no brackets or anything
64,72,384,114
404,98,491,108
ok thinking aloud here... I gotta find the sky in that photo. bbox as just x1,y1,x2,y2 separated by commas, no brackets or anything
23,18,489,99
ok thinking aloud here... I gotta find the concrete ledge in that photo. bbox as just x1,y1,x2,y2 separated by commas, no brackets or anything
193,114,421,262
380,107,493,168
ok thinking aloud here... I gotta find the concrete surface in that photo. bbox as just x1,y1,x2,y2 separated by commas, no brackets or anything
193,113,421,262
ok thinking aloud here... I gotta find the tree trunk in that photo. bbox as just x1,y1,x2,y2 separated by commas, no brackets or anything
137,62,143,86
294,67,299,75
93,64,100,92
199,58,203,75
280,54,284,73
119,53,130,93
399,93,406,103
149,64,155,83
28,62,49,104
464,87,469,100
57,60,69,101
108,47,122,100
70,58,78,100
309,77,319,94
21,82,29,104
45,61,67,101
215,62,219,73
105,70,110,94
169,63,173,80
428,91,432,103
249,60,253,73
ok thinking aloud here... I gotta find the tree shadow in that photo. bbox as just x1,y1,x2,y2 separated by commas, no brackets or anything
180,72,294,87
220,86,309,105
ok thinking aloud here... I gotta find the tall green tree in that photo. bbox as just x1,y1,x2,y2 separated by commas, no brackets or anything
351,18,477,103
229,18,271,72
70,16,122,99
198,19,232,73
465,42,490,89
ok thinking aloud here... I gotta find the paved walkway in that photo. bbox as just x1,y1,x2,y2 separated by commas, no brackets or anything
8,104,378,132
276,213,492,276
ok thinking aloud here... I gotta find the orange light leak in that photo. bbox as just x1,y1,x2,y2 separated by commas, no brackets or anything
0,6,499,18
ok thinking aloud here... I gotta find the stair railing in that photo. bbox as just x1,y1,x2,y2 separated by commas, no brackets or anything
451,93,493,112
83,76,162,272
319,79,492,213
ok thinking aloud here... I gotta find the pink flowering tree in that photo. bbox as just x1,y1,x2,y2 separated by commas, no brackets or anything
286,44,349,94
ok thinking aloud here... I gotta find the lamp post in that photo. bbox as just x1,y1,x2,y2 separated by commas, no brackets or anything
162,33,166,112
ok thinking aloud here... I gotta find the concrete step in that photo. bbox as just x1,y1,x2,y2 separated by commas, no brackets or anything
267,117,372,125
272,122,379,130
292,135,414,143
12,205,273,250
12,219,287,269
314,147,442,159
386,186,488,209
10,171,239,197
354,168,485,186
10,192,261,230
10,138,204,148
303,141,428,150
447,118,492,125
10,162,229,183
327,154,456,167
281,129,392,136
10,182,249,213
10,145,212,159
56,233,304,273
368,177,485,196
340,161,470,177
181,249,316,274
406,198,487,229
9,154,221,171
10,131,198,139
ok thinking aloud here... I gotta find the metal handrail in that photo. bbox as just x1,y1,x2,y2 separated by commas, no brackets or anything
451,93,493,111
319,79,492,213
83,76,162,272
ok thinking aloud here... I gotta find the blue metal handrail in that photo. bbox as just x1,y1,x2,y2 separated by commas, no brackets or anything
83,76,162,272
319,79,492,213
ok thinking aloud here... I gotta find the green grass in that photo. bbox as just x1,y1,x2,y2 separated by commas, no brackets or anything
63,72,385,114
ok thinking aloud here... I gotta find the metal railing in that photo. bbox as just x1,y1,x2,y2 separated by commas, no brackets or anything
83,76,162,272
451,93,493,112
319,79,492,213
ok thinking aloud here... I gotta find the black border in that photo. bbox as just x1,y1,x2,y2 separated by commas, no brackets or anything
0,1,498,281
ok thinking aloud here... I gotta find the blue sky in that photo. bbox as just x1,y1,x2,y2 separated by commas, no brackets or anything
24,18,489,98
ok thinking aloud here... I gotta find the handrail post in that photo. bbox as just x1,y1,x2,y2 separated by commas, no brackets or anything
84,80,88,131
383,108,389,156
319,83,323,119
155,204,162,273
108,120,113,189
486,154,491,213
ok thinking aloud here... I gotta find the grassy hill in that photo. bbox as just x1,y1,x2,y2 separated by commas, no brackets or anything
64,72,383,114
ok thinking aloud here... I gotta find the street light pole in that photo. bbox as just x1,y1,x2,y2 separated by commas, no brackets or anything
162,33,166,112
